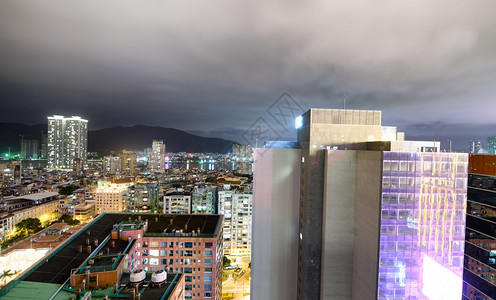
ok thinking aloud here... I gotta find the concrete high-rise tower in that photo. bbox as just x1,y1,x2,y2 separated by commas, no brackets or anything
148,140,165,173
47,115,88,169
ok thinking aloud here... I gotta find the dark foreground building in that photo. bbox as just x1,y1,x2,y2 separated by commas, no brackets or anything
463,154,496,300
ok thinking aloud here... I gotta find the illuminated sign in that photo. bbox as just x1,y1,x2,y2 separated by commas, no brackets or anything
295,116,303,129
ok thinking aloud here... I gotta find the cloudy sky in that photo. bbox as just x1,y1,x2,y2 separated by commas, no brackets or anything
1,0,496,151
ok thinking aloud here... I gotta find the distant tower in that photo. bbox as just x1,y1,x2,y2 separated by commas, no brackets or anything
120,150,137,175
47,115,88,168
487,136,496,154
148,140,166,173
13,161,21,185
469,140,483,154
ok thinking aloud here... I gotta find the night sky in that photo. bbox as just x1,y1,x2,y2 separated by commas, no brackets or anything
1,1,496,151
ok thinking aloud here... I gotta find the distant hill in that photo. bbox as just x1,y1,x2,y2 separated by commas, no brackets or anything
88,125,236,154
0,123,236,154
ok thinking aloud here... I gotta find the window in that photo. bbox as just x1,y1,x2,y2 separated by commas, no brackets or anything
151,241,159,247
150,249,159,257
205,250,212,257
160,250,167,256
185,267,192,273
185,276,192,282
150,258,159,265
204,276,212,282
205,259,212,265
204,267,212,273
185,242,193,248
161,258,167,265
204,293,212,298
160,242,167,248
143,250,148,256
205,242,213,248
204,284,212,291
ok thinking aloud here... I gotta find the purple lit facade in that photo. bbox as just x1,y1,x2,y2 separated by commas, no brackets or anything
378,152,468,299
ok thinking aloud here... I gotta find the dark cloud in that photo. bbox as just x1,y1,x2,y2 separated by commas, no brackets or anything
1,0,496,148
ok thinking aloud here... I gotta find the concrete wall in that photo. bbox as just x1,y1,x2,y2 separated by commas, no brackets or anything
352,151,382,300
320,150,357,299
251,148,301,300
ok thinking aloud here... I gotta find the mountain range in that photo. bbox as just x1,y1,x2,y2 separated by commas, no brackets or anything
0,123,236,155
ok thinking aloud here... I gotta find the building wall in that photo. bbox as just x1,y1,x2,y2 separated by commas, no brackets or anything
320,150,357,300
217,190,233,254
352,151,382,300
0,214,14,241
73,203,96,221
103,156,121,174
468,153,496,176
192,186,216,214
251,148,300,300
296,109,384,300
229,193,252,256
168,274,185,300
12,200,58,226
163,195,191,214
95,186,128,214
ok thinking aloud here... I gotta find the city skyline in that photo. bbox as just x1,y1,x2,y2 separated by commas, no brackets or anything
1,1,496,151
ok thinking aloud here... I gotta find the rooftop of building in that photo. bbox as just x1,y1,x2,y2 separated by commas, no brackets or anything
144,214,221,235
1,223,72,256
301,108,382,126
75,236,133,274
2,192,59,202
0,213,221,298
164,191,192,196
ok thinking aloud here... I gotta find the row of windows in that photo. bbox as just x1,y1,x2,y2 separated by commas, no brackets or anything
184,292,212,299
142,249,212,257
141,241,213,248
185,284,212,290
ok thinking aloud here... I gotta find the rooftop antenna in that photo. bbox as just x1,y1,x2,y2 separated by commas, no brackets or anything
343,93,346,110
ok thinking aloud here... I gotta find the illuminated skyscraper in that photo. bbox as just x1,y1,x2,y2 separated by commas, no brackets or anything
47,115,88,169
148,140,165,173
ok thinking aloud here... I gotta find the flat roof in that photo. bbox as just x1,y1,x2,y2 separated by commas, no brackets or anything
9,192,59,201
23,214,127,284
144,214,221,235
3,213,220,289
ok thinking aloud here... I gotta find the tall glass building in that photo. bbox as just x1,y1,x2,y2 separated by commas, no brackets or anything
379,152,467,299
